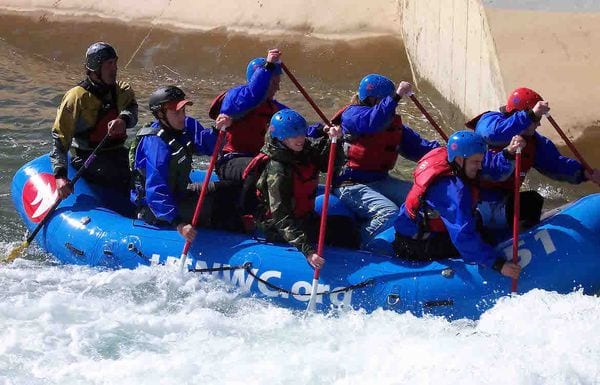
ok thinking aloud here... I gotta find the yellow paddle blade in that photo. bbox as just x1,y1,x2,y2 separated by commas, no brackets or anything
2,241,29,263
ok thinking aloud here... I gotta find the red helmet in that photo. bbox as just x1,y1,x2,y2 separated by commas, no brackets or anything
506,87,543,113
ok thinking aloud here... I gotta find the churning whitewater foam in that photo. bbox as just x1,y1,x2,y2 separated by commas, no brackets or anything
1,258,600,385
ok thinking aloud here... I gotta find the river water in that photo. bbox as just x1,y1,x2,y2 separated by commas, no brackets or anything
1,14,599,385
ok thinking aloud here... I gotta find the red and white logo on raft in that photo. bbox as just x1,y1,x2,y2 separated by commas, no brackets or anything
22,172,58,223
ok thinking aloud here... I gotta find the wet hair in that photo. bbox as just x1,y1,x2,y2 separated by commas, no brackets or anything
350,93,375,107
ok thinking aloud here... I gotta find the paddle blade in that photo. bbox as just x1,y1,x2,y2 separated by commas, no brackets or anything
179,252,189,275
3,241,29,263
306,277,320,313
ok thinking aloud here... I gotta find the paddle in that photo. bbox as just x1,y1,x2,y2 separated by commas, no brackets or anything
280,63,332,126
178,129,225,273
545,114,594,175
3,132,111,263
307,137,337,312
280,62,336,312
511,147,522,293
408,93,449,141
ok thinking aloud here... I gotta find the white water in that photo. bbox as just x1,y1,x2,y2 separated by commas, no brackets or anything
2,247,600,385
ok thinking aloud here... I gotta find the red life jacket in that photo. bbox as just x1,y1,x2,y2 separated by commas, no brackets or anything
243,152,318,218
331,106,403,172
292,163,319,218
404,147,479,233
209,91,281,155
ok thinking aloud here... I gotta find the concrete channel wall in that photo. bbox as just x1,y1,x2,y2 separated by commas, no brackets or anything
400,0,505,124
1,0,598,142
0,0,403,38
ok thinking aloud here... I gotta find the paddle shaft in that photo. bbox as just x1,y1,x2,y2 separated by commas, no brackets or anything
280,63,333,127
409,94,448,141
315,138,337,281
546,114,593,175
179,129,225,271
511,148,522,293
307,138,337,311
281,62,337,311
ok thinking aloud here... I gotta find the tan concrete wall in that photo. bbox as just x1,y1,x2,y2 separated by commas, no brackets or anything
400,0,505,125
0,0,402,38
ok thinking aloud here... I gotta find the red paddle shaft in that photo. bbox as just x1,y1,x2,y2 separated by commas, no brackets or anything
179,130,225,271
511,149,522,293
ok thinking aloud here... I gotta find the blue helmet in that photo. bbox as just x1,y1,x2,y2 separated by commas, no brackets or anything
270,109,307,140
358,74,395,102
85,42,117,72
246,57,282,82
447,130,488,162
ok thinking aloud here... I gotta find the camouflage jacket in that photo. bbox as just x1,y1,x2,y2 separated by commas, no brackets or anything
256,135,342,256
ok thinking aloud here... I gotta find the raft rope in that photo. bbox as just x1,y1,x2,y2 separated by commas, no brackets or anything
191,262,375,296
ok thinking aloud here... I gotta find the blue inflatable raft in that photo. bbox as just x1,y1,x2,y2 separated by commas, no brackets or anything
11,155,600,319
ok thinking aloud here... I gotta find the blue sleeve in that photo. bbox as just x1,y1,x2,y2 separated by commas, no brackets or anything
393,205,419,237
426,177,498,267
220,67,273,118
533,133,586,184
140,137,180,223
398,125,441,162
184,117,217,156
307,123,325,138
475,111,533,146
480,149,515,182
341,96,398,136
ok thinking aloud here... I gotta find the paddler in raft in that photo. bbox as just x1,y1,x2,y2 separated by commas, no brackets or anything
129,86,223,241
51,42,138,201
244,109,359,269
331,74,440,251
468,87,600,232
208,48,327,229
393,131,524,279
209,48,287,183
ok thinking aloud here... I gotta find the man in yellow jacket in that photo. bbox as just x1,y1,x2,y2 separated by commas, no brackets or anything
50,42,138,199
